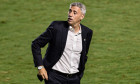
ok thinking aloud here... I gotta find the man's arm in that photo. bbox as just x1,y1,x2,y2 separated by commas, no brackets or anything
31,22,54,67
31,22,55,80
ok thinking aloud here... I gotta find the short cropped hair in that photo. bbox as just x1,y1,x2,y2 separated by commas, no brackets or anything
70,2,86,15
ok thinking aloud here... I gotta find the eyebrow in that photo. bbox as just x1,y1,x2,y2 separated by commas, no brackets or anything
69,9,78,12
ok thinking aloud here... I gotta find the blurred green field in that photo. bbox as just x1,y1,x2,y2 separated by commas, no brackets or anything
0,0,140,84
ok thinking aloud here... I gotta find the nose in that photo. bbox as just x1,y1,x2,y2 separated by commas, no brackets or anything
68,12,73,17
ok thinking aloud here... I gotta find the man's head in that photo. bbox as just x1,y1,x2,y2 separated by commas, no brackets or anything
67,2,86,26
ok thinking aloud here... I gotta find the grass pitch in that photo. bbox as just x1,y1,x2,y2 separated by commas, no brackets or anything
0,0,140,84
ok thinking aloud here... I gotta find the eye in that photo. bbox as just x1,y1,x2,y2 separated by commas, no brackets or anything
69,9,72,13
74,11,77,14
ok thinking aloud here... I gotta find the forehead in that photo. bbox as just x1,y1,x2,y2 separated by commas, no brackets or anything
69,6,81,12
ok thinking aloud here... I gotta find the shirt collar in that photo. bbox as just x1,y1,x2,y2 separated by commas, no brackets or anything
69,25,81,34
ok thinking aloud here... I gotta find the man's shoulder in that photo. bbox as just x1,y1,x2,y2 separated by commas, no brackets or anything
51,21,68,25
81,24,93,32
49,21,69,29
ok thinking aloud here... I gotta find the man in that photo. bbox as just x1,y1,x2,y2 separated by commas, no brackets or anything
31,2,93,84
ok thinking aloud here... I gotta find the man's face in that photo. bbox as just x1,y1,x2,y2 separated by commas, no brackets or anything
67,6,84,26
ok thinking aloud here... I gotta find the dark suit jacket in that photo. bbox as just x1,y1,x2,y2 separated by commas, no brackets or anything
31,21,93,79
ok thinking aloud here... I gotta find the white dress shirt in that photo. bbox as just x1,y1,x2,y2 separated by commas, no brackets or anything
52,25,82,74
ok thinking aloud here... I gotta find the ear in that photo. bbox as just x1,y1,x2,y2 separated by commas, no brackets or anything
80,14,85,20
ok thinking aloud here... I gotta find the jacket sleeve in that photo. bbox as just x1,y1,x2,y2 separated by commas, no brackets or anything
31,22,55,67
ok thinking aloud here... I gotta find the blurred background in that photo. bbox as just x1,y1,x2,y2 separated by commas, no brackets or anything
0,0,140,84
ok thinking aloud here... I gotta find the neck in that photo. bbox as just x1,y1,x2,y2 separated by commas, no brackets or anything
71,22,80,33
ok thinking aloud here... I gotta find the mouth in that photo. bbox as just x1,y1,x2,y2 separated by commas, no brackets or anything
68,18,73,22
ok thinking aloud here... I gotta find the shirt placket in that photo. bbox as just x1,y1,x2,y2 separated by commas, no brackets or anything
70,33,78,73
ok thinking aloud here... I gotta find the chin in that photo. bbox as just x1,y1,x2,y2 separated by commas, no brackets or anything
67,21,73,25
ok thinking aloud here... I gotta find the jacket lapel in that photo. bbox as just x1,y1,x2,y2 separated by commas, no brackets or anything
81,24,87,53
61,22,69,52
78,24,87,71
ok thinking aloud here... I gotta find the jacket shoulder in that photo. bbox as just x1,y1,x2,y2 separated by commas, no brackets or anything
49,21,68,28
51,21,67,25
81,24,93,33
